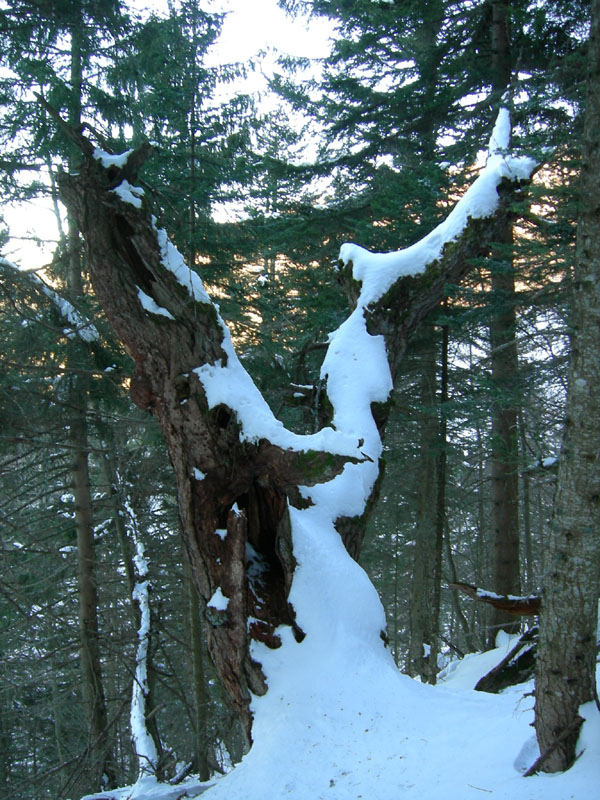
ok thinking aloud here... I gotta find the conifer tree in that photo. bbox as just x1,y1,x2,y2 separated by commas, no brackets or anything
532,0,600,772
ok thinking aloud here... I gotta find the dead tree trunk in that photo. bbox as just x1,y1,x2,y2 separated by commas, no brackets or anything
56,112,534,743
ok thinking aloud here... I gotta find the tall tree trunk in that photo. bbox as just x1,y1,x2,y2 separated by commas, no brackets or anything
488,252,521,640
0,693,10,789
404,2,446,683
518,409,535,591
391,526,401,666
488,0,521,644
429,316,448,683
185,553,212,781
66,11,115,788
407,326,440,681
533,0,600,772
70,377,115,789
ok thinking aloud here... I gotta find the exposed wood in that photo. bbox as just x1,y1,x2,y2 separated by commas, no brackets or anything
449,582,540,616
474,627,537,693
56,139,354,740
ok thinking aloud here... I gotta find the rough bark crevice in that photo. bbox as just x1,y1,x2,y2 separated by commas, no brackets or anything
533,0,600,773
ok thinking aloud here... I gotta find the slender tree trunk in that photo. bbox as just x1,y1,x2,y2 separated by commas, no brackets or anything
407,327,439,681
70,382,115,788
67,8,83,297
533,0,600,772
391,526,401,666
185,554,212,781
518,409,534,591
488,248,521,640
0,693,10,789
444,524,477,654
51,674,66,771
488,0,521,644
67,12,115,788
101,450,136,605
187,5,197,275
428,317,448,684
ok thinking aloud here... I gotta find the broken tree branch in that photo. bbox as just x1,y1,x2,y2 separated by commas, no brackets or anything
449,582,541,616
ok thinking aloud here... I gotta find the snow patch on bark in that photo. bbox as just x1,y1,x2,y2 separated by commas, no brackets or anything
137,288,175,320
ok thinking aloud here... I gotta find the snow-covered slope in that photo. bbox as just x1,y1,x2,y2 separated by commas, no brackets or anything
90,634,599,800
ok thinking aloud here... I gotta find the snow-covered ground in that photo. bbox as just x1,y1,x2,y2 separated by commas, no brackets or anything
87,631,599,800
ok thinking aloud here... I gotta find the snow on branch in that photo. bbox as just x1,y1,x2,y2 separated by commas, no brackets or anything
0,255,99,342
311,107,537,527
338,108,536,308
450,581,541,616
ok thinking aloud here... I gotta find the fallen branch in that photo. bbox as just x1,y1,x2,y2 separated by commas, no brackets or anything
449,582,541,616
475,627,538,693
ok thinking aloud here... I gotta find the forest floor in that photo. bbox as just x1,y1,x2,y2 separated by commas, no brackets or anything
86,631,600,800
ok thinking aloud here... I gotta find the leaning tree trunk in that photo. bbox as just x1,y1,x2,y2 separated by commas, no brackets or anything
55,107,535,743
533,0,600,773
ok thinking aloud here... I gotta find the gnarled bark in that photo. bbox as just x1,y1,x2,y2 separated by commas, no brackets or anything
57,117,533,743
58,151,353,739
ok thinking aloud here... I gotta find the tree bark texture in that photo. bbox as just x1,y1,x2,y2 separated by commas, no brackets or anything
407,326,441,682
64,13,116,789
185,553,212,781
488,237,522,641
488,0,522,643
70,374,115,789
58,124,532,742
533,0,600,772
58,154,348,740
